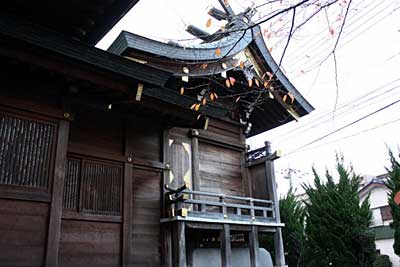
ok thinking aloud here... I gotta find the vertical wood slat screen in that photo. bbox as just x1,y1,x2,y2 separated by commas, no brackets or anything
64,157,122,215
63,158,81,210
0,112,56,189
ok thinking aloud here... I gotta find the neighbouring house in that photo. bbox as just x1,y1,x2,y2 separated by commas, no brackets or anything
359,174,400,267
0,1,314,267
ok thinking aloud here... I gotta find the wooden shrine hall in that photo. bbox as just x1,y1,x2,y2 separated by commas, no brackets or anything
0,1,313,267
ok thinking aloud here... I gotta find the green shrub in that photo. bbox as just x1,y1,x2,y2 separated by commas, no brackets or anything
373,254,392,267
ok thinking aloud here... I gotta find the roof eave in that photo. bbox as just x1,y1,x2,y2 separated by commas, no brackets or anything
251,25,314,115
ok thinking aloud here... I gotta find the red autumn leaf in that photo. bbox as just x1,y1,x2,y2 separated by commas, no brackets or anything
395,191,400,205
229,77,236,86
248,79,253,87
225,79,231,88
206,18,212,28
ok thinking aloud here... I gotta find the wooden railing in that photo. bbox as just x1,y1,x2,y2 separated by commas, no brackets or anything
165,185,277,225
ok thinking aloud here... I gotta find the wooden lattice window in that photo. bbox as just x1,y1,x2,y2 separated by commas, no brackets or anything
0,110,56,189
63,156,122,215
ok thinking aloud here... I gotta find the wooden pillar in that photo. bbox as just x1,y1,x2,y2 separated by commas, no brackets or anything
249,226,259,267
122,119,134,266
190,129,200,193
162,225,173,267
264,141,286,267
240,129,251,197
274,228,286,267
173,222,187,267
122,162,133,266
221,224,232,267
45,120,70,267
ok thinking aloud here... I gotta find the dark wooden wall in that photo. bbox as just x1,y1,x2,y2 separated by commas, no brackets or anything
0,88,60,267
0,84,165,267
0,199,48,267
58,220,121,267
131,167,161,267
0,74,255,267
247,163,270,200
198,119,246,197
198,143,243,196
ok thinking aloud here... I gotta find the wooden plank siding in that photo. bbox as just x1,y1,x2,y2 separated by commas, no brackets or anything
58,220,121,267
68,111,124,159
131,167,162,267
247,163,271,200
0,199,49,267
198,143,244,196
206,119,242,140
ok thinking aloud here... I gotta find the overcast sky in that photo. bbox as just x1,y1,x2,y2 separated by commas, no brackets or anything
98,0,400,196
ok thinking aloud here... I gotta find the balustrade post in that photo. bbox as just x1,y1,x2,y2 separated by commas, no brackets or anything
220,196,227,218
250,199,255,220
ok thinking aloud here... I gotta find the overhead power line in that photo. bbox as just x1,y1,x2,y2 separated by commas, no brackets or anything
283,97,400,157
290,116,400,155
273,78,400,142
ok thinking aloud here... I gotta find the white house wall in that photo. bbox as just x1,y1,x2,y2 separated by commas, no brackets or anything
376,239,400,267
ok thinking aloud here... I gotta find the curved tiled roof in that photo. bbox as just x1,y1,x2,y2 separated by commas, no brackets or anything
107,9,315,136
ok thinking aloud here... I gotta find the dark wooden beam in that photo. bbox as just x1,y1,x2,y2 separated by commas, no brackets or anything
122,162,133,266
45,119,70,266
84,0,141,45
249,226,259,267
264,141,286,266
240,129,251,197
173,222,187,267
196,129,246,151
162,224,173,267
0,14,170,87
221,224,232,267
191,129,201,195
274,228,286,267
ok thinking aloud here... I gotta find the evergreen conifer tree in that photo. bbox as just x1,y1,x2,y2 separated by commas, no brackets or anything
303,156,376,267
386,150,400,256
280,189,306,266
